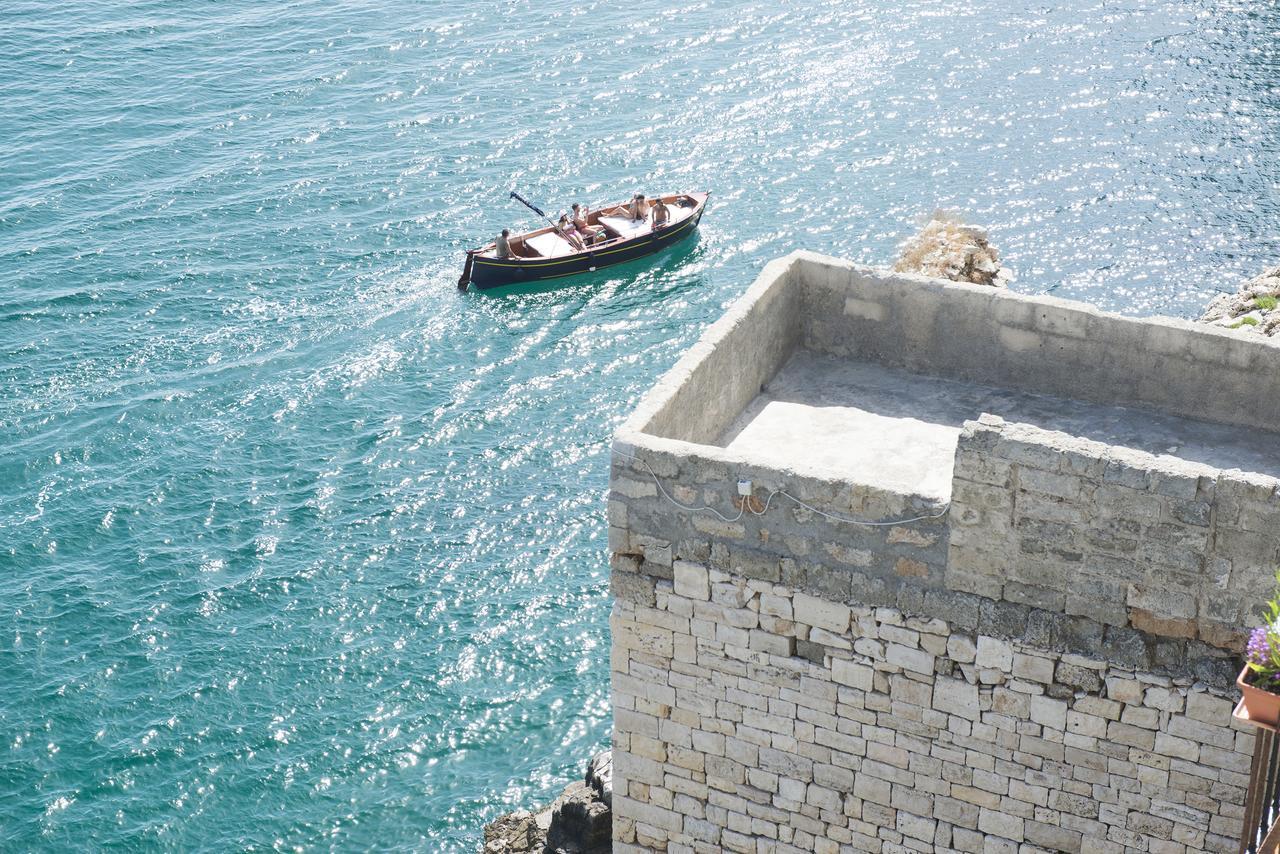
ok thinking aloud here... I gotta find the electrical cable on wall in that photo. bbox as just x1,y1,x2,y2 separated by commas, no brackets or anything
612,449,950,527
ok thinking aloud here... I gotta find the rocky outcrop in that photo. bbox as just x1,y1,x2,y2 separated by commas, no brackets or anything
584,750,611,806
1200,265,1280,335
482,808,550,854
482,751,611,854
894,211,1006,286
545,751,611,854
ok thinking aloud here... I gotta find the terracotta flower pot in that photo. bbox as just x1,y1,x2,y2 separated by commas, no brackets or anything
1236,665,1280,728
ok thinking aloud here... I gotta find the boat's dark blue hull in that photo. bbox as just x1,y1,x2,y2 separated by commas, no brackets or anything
467,206,705,291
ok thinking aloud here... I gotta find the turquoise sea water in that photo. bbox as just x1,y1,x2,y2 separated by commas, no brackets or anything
3,0,1279,849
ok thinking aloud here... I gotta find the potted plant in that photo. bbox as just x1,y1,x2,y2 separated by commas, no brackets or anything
1238,580,1280,728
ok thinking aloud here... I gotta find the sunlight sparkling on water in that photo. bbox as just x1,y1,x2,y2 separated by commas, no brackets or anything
2,0,1279,849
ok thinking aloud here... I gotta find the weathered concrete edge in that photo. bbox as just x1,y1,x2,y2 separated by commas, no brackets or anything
798,252,1280,432
965,413,1280,491
617,251,806,445
610,432,946,516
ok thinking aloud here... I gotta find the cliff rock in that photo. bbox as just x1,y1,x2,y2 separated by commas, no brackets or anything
894,211,1006,287
1200,265,1280,336
482,808,550,854
482,751,612,854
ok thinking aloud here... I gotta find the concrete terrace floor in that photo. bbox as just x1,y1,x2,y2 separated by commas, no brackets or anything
718,350,1280,502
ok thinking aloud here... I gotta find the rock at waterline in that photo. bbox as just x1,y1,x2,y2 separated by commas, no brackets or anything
482,808,551,854
544,751,612,852
1200,265,1280,336
482,751,612,854
584,751,611,808
544,781,610,853
894,211,1007,287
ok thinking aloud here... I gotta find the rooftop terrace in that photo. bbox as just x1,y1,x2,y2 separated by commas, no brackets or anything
607,251,1280,854
720,350,1280,504
613,250,1280,651
620,251,1280,501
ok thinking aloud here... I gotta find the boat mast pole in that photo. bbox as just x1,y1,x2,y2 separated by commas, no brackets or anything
510,191,565,234
510,190,598,259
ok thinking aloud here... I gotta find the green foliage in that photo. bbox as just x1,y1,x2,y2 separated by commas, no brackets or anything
1255,295,1279,311
1229,316,1261,328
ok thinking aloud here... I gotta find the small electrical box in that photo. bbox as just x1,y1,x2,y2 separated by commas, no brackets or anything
737,478,753,497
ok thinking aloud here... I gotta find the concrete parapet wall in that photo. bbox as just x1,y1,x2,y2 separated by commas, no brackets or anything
948,415,1280,653
799,253,1280,433
627,256,804,446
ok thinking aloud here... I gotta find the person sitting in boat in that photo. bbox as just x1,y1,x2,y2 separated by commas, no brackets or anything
605,194,644,221
571,203,605,244
557,215,586,250
650,197,670,230
496,228,514,259
627,193,649,222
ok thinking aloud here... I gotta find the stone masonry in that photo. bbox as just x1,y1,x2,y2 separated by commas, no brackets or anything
949,417,1279,653
607,252,1280,853
611,563,1251,853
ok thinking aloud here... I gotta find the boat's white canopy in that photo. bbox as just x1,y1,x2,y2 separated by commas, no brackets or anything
525,231,577,258
597,215,650,240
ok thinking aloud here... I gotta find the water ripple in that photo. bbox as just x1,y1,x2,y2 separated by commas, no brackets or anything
3,0,1280,850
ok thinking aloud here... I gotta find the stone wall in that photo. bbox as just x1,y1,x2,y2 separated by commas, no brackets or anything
608,442,950,624
634,255,803,446
949,416,1280,657
611,563,1253,853
609,441,1257,852
609,253,1280,853
799,255,1280,434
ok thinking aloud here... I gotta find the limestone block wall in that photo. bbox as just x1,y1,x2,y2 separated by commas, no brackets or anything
608,443,950,625
609,443,1254,853
949,416,1280,655
611,564,1253,854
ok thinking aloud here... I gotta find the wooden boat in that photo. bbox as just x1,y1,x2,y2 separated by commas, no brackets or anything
459,192,708,291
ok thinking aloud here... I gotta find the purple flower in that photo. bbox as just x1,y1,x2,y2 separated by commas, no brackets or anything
1248,625,1274,668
